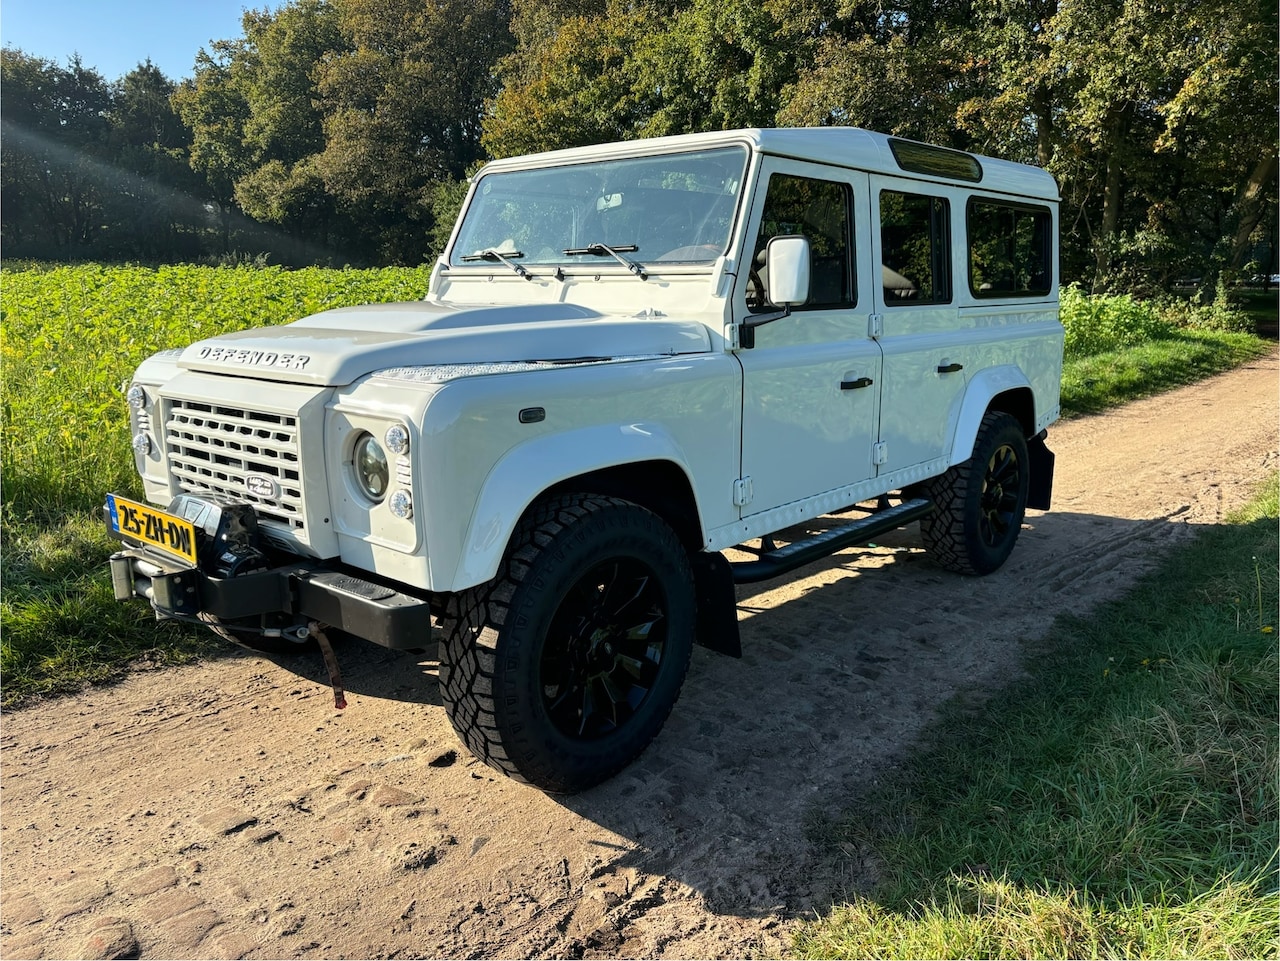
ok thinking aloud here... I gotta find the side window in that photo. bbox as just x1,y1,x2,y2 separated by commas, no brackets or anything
967,199,1053,297
747,174,854,311
880,190,950,305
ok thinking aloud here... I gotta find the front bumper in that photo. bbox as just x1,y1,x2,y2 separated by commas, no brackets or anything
108,547,434,651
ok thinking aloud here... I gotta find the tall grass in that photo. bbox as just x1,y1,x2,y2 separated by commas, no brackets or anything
794,477,1279,960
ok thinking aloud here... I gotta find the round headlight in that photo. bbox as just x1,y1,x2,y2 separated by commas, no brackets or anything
127,384,148,410
353,433,389,501
389,489,413,519
132,433,152,456
385,424,410,456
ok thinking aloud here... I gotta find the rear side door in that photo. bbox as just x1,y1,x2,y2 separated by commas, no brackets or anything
870,175,970,474
735,159,881,515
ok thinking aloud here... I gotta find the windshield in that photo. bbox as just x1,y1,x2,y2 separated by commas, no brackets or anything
451,146,748,269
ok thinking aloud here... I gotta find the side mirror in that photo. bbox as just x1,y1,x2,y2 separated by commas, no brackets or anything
765,235,810,307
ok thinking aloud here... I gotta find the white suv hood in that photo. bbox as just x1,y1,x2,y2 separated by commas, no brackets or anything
177,302,711,387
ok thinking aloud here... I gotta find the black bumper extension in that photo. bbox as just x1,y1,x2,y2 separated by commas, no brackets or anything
109,549,433,650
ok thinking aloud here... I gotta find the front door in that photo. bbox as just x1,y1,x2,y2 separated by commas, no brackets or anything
735,159,881,516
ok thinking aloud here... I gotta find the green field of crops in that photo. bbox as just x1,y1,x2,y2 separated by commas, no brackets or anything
1,263,431,704
2,263,434,516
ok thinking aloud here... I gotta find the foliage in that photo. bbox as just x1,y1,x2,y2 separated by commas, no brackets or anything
780,0,1279,291
795,476,1279,960
0,51,205,261
172,0,512,265
1161,282,1257,334
1060,284,1258,358
484,0,810,159
1057,285,1269,415
1060,285,1173,359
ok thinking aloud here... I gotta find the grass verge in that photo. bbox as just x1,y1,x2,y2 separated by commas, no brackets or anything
0,508,222,706
792,476,1279,960
1060,329,1271,417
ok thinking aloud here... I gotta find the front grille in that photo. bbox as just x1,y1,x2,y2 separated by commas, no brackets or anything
166,399,305,532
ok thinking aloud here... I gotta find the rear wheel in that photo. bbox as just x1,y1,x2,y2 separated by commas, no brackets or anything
921,411,1029,575
438,494,695,793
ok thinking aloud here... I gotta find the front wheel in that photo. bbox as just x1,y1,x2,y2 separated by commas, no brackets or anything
920,411,1030,575
438,494,695,793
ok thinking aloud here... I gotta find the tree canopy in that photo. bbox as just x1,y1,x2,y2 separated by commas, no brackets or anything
2,0,1274,286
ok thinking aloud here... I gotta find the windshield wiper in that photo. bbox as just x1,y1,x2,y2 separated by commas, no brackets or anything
460,248,532,280
563,242,648,280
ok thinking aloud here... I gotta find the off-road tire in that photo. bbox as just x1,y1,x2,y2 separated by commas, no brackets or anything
920,411,1029,575
437,494,695,793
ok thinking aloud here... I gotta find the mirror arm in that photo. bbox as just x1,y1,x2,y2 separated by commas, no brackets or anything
743,306,791,330
738,306,791,350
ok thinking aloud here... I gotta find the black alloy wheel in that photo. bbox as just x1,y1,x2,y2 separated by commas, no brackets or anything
540,557,670,739
977,441,1023,550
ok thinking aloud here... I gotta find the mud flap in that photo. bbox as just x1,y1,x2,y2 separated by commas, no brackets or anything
1028,431,1055,511
691,551,741,657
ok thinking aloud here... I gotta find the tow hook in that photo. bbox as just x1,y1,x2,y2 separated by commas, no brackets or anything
309,620,347,710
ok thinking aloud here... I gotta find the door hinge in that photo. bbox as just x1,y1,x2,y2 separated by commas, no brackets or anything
872,442,889,466
868,313,884,339
733,476,753,507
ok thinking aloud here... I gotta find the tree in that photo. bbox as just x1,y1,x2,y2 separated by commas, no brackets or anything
1,50,115,253
104,61,205,259
312,0,513,260
483,0,809,159
171,39,256,250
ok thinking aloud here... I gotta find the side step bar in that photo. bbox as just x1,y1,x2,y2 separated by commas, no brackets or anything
730,498,934,584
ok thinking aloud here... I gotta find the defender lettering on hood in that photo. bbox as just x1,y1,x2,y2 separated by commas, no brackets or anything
177,302,710,386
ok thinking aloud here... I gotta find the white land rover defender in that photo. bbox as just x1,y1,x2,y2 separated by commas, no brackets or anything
108,128,1062,793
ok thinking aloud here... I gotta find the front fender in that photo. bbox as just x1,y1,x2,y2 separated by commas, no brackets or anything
949,365,1034,466
446,423,697,592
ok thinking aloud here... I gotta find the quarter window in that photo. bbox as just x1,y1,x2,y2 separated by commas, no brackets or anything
880,190,951,305
967,199,1053,298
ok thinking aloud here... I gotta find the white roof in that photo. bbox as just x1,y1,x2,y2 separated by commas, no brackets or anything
479,127,1059,202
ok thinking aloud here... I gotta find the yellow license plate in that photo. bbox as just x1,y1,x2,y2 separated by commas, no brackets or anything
106,494,198,567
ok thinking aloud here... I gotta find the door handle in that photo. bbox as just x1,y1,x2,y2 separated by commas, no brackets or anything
841,377,874,390
937,363,964,374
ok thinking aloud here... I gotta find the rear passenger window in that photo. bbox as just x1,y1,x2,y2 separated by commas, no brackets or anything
880,190,950,304
967,199,1053,297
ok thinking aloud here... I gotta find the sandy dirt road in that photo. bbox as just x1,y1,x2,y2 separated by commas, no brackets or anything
2,351,1276,961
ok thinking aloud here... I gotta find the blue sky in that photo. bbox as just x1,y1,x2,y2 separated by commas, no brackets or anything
1,0,276,81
